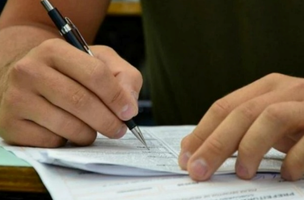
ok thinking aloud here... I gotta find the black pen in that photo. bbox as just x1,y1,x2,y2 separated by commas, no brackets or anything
41,0,149,149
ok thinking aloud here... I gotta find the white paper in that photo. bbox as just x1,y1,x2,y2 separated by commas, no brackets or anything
2,125,304,200
2,144,304,200
4,126,286,176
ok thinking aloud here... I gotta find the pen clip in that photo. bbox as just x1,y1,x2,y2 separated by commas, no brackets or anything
64,17,94,56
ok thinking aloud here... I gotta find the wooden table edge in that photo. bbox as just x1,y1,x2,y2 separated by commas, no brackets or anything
0,166,47,193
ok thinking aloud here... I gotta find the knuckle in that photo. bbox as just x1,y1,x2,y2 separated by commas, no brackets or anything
204,137,225,155
262,73,286,84
100,46,116,56
263,105,287,126
38,38,62,55
233,101,259,121
264,72,283,80
261,73,288,89
11,58,35,78
209,98,232,119
70,89,91,110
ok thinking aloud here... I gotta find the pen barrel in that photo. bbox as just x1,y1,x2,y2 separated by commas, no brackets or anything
48,8,87,53
63,31,87,52
48,8,66,31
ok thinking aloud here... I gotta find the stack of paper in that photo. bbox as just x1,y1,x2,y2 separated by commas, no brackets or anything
3,126,303,200
5,126,285,176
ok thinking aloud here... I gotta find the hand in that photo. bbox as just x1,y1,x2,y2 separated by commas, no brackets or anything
0,38,142,147
178,73,304,181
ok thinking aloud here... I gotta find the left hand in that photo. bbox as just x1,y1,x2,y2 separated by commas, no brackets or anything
178,73,304,181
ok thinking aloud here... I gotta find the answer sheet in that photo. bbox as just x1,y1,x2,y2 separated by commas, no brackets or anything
2,143,304,200
4,126,287,176
2,126,304,200
4,126,286,176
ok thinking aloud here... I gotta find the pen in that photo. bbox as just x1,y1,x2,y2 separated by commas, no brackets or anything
41,0,149,150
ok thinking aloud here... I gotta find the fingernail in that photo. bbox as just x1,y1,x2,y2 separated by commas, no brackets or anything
236,162,249,178
190,158,208,180
114,125,127,138
179,152,191,169
121,104,135,120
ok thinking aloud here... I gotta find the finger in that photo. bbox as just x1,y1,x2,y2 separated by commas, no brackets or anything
91,45,143,99
273,136,296,153
0,85,65,147
236,101,304,180
20,93,97,146
12,57,126,138
31,39,138,121
0,116,66,148
178,73,288,169
186,88,304,181
0,83,96,146
281,136,304,181
36,66,127,138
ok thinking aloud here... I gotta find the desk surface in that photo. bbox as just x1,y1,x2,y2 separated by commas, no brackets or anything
0,148,46,193
0,166,47,193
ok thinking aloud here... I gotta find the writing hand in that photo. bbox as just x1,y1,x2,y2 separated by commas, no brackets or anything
178,73,304,181
0,39,142,147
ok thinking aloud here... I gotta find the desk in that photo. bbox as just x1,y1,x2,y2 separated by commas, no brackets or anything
0,166,46,193
108,1,141,16
0,147,49,200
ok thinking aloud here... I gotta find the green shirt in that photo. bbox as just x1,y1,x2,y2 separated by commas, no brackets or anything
141,0,304,125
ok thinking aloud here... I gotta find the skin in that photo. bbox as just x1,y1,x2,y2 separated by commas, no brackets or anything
178,73,304,181
0,0,142,147
0,0,303,182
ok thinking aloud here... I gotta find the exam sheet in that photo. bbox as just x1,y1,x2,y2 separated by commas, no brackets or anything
2,126,286,176
2,142,304,200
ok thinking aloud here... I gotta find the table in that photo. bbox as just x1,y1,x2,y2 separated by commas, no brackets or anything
0,148,50,199
0,166,46,193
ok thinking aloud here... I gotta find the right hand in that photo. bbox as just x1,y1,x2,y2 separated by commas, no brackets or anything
0,38,143,147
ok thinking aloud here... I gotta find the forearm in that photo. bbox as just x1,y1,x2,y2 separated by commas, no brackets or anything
0,24,60,99
0,0,110,100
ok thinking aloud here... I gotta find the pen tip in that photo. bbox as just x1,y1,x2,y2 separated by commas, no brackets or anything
142,138,150,150
131,126,149,150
